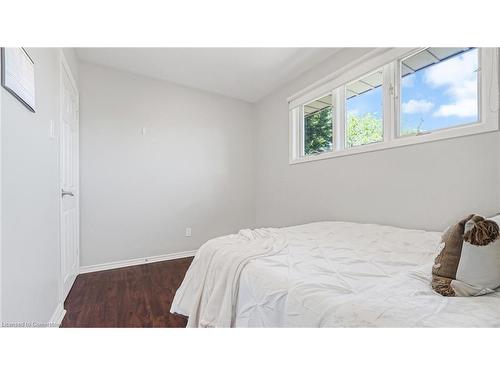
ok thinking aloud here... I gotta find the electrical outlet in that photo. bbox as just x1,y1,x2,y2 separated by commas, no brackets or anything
185,227,192,237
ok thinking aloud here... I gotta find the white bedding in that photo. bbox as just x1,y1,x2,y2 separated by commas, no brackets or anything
171,228,286,327
172,221,500,327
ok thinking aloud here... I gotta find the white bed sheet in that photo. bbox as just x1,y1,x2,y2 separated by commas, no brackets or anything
233,221,500,327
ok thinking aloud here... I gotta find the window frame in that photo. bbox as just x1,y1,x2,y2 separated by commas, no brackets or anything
301,92,335,157
289,48,498,165
395,47,482,138
344,65,388,149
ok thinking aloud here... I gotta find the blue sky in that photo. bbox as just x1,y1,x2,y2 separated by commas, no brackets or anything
346,85,382,121
346,48,478,133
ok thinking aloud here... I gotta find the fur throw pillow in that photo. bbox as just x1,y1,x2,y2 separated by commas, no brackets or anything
431,214,500,297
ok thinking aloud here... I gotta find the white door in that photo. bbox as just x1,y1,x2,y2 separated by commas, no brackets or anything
60,56,79,301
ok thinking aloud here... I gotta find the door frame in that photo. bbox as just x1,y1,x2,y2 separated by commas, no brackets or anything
58,51,80,304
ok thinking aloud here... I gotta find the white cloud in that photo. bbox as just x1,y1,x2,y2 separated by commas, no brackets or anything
447,79,477,101
402,99,434,114
424,49,478,118
433,98,477,117
425,50,477,87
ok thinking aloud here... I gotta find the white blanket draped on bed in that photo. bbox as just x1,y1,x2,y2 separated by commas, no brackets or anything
172,221,500,327
170,228,286,327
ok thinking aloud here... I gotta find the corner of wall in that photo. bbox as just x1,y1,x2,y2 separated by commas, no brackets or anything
249,101,259,229
61,48,79,88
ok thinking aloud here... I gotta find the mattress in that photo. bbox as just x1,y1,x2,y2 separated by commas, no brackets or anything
233,221,500,327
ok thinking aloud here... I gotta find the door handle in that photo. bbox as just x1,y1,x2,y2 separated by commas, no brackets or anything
61,189,75,197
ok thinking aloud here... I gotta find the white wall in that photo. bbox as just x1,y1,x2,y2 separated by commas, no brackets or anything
79,62,255,266
254,48,500,231
1,48,78,324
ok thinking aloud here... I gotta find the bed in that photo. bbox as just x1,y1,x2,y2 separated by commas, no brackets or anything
171,221,500,327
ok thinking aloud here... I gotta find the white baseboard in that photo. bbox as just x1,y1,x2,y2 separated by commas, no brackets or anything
49,303,66,328
79,250,197,274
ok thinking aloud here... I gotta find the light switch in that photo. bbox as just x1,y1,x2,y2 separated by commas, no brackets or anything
185,227,192,237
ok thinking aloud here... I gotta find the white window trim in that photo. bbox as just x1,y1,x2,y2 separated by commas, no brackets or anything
344,65,387,149
300,92,336,157
289,48,499,165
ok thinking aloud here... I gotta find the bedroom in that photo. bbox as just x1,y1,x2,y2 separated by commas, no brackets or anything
1,1,499,373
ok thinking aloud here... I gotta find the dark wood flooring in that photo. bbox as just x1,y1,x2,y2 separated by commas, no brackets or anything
61,257,193,328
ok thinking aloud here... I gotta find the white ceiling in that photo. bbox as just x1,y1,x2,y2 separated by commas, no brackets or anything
76,48,339,102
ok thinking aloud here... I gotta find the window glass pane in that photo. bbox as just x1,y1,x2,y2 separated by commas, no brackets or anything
400,48,478,136
346,68,384,148
303,94,333,155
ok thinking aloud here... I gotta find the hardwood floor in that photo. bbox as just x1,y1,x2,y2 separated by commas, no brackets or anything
61,257,193,328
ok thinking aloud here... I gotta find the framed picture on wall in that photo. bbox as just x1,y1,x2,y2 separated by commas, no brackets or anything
1,47,36,112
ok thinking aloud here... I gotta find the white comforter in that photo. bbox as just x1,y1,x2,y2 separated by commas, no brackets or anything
172,221,500,327
171,228,286,327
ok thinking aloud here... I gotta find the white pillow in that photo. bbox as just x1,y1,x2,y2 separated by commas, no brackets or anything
453,215,500,296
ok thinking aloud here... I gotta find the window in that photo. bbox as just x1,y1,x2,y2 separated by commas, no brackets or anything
289,48,498,164
399,48,479,136
346,68,384,148
303,94,333,155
